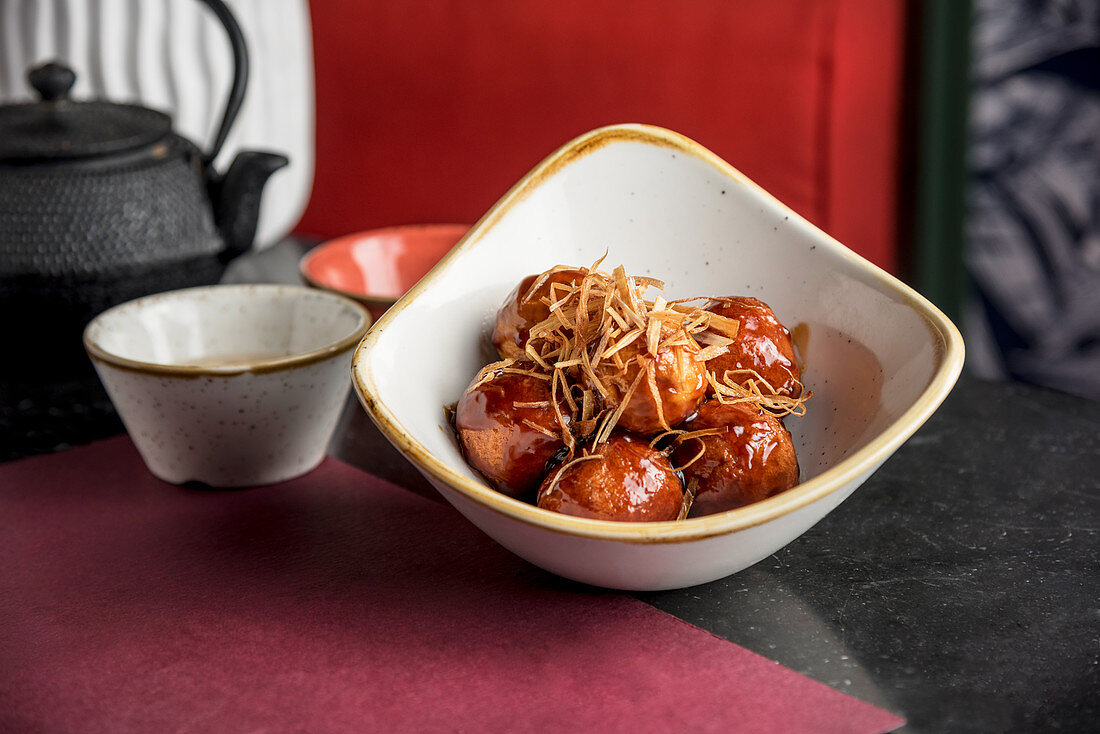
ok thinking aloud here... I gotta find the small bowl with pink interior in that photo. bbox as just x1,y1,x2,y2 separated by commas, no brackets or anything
84,284,370,488
300,224,469,321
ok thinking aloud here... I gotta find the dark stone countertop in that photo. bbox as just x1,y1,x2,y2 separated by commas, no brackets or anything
3,238,1097,733
639,374,1100,733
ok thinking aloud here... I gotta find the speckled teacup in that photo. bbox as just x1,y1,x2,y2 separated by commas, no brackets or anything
84,284,371,487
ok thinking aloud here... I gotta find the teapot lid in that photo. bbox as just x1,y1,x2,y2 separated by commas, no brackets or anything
0,62,172,164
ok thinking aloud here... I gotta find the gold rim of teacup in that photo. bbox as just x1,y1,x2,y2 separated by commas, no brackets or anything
83,284,372,378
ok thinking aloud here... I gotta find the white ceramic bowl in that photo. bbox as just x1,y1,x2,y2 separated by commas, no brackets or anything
85,284,370,487
351,124,964,590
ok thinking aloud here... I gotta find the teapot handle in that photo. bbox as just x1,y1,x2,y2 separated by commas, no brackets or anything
196,0,249,168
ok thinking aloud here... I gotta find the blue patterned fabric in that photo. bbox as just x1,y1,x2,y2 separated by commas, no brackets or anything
966,0,1100,400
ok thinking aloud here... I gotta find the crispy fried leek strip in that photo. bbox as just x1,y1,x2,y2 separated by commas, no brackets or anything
704,312,741,339
471,358,516,389
581,390,595,421
549,368,575,453
645,318,662,357
707,368,812,417
649,428,686,450
542,453,603,496
521,419,558,438
677,477,698,521
593,365,648,445
667,426,728,473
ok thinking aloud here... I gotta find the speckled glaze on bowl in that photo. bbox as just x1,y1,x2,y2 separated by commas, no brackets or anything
85,284,370,488
351,124,964,590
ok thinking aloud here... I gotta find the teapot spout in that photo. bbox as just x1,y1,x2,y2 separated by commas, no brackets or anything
209,151,289,261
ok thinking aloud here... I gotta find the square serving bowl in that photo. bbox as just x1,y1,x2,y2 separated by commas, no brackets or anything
352,124,964,591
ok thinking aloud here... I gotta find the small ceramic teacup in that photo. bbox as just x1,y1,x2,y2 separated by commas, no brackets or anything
299,223,468,320
84,284,371,487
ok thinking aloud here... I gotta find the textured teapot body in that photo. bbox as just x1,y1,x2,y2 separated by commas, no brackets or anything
0,137,234,381
0,137,223,280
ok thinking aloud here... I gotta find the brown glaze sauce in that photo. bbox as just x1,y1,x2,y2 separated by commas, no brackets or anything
454,367,567,498
705,297,802,397
537,434,683,521
673,401,799,516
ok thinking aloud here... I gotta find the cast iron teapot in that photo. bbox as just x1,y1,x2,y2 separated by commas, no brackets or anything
0,0,288,381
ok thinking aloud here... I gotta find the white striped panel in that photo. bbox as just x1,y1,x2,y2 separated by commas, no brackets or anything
0,0,313,245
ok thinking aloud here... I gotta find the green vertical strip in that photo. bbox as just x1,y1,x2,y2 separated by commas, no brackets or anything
913,0,971,324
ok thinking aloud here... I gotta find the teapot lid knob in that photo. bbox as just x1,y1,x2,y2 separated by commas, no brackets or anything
28,62,76,102
0,61,171,163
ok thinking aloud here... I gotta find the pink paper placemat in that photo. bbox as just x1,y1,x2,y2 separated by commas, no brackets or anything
0,437,902,733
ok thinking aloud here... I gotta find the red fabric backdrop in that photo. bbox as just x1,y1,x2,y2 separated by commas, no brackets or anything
297,0,904,272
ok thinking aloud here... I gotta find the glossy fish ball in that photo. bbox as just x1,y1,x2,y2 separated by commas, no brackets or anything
672,400,799,516
706,297,802,397
456,366,567,497
491,269,586,359
537,433,684,522
586,334,707,435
